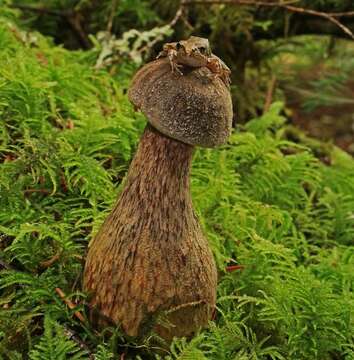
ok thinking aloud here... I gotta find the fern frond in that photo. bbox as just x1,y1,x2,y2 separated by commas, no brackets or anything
29,314,88,360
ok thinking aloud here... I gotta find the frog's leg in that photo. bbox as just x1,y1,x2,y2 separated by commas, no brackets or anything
156,50,167,59
205,57,231,87
167,49,184,75
204,57,220,81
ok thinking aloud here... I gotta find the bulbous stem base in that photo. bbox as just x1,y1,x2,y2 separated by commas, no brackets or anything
83,125,217,340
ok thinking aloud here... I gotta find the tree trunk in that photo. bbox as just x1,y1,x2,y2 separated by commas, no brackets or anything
83,125,217,340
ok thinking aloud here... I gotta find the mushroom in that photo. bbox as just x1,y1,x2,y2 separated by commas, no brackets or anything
83,58,233,341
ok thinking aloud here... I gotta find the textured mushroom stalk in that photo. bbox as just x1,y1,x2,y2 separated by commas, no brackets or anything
84,125,217,339
84,55,233,341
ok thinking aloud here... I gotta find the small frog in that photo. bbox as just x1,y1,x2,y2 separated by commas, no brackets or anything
157,36,231,87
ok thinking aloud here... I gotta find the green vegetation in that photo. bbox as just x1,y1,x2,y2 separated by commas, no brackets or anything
0,3,353,360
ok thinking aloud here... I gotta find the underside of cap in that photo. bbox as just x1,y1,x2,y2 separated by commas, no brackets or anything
128,58,233,148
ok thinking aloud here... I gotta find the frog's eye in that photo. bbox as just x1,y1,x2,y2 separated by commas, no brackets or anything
200,46,211,56
176,42,182,50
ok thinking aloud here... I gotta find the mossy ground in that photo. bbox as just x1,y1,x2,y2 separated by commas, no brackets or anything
0,14,353,360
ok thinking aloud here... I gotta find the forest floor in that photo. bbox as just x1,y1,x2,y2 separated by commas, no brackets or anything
286,74,354,155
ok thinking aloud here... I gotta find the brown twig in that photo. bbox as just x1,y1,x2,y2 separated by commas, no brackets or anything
166,299,207,314
107,0,119,33
170,0,187,27
9,4,91,48
60,170,69,193
263,75,277,113
184,0,300,6
326,11,354,18
0,257,13,270
9,4,72,16
66,13,91,48
183,0,354,40
40,252,61,269
63,325,94,359
225,264,245,272
282,5,354,40
24,188,51,195
55,287,86,323
137,1,187,59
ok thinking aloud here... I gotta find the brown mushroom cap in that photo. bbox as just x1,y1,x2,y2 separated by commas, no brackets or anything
128,58,233,147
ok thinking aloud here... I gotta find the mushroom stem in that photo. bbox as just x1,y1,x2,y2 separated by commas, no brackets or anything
84,125,217,339
123,125,194,208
